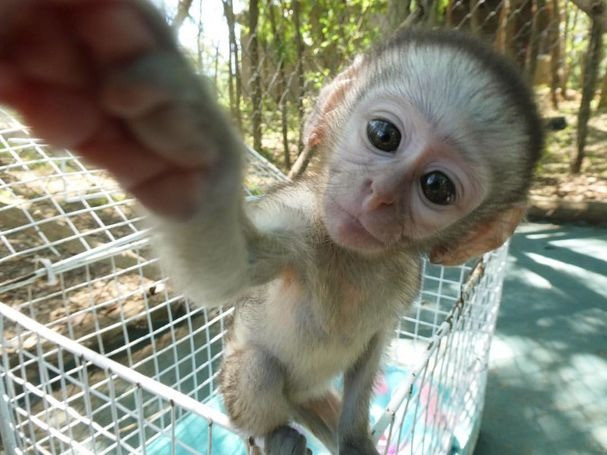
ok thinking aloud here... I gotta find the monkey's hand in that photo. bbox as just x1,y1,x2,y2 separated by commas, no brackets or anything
0,0,260,305
0,0,242,220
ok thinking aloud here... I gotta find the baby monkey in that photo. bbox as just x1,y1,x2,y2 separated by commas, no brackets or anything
0,1,543,454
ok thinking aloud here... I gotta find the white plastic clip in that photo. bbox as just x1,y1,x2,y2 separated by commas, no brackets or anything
37,258,58,286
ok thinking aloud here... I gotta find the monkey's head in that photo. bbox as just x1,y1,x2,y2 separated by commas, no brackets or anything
305,29,543,265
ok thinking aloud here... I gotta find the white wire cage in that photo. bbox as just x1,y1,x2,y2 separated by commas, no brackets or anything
0,103,508,455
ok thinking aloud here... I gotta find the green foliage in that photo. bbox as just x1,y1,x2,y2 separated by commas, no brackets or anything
224,0,390,164
163,0,601,171
435,0,450,24
255,1,387,83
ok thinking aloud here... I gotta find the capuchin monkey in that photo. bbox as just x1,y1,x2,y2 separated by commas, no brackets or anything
0,1,543,454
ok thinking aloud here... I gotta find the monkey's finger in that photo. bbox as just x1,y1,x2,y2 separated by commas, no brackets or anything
78,122,176,189
101,52,219,168
74,119,206,219
77,119,211,219
70,2,160,66
130,103,220,168
81,140,205,219
1,0,165,85
101,52,199,118
0,80,103,149
78,7,220,169
130,169,205,220
8,5,90,88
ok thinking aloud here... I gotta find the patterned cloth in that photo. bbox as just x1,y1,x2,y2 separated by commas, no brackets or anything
147,364,469,454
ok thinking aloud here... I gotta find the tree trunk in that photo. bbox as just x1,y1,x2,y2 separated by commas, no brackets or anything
419,0,437,25
549,0,562,109
222,1,235,120
196,0,204,72
572,3,604,174
222,0,242,130
389,0,412,30
512,0,535,68
598,68,607,110
560,0,575,99
446,0,455,26
293,0,305,156
213,45,220,88
495,0,510,54
570,0,607,28
226,37,235,116
172,0,194,30
526,0,547,83
280,94,291,168
470,0,482,34
248,0,263,154
268,1,291,169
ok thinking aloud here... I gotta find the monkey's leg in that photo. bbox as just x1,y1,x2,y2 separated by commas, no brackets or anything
338,333,385,455
294,392,340,453
220,348,308,455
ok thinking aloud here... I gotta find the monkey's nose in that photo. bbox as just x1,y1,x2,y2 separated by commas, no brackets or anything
363,175,404,211
365,192,395,211
363,184,399,212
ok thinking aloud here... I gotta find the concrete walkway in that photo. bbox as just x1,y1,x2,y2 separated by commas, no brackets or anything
475,223,607,454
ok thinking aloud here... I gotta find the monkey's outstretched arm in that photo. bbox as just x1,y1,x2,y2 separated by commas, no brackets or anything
0,0,289,304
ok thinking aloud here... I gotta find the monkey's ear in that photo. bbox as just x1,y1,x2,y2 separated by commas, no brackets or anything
303,56,365,148
429,206,526,266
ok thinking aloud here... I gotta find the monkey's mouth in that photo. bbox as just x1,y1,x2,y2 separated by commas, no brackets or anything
326,202,387,253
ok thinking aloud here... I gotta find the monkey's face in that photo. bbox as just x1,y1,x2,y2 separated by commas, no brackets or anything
321,93,490,255
314,35,542,258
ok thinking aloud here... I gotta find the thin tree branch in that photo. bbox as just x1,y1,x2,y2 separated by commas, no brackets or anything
570,0,607,28
172,0,194,30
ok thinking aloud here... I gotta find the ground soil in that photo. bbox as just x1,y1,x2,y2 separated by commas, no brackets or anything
532,88,607,204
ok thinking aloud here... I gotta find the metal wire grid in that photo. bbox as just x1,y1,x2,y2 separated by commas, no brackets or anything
184,0,564,166
0,124,140,266
377,247,508,454
0,109,506,454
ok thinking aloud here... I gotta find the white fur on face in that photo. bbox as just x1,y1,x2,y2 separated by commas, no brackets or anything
320,43,527,253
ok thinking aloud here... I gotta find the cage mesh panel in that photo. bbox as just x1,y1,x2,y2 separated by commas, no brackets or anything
377,247,506,454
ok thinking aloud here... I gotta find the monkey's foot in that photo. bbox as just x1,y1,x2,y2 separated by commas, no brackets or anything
264,425,311,455
339,436,379,455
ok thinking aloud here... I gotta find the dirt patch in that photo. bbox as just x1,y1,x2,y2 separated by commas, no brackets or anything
533,88,607,204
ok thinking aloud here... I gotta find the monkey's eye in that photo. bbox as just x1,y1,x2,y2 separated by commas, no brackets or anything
421,171,456,206
366,119,401,153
